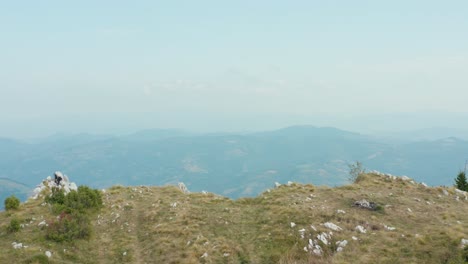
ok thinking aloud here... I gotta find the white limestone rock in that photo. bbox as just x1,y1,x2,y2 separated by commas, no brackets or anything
336,240,348,252
45,251,52,258
401,176,411,181
324,222,342,231
461,239,468,247
12,242,23,249
30,171,79,200
317,232,330,245
178,182,190,194
355,225,367,233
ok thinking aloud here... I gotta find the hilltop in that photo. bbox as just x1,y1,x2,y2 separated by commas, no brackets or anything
1,172,468,263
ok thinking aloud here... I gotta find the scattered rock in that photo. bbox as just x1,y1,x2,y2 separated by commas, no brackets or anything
355,225,367,233
401,176,411,181
461,239,468,247
31,171,78,200
336,240,348,252
12,242,23,249
45,251,52,258
201,252,208,258
275,182,281,188
290,222,296,228
354,199,377,210
299,228,306,239
442,189,449,196
336,209,346,214
178,182,190,194
324,222,342,231
317,232,330,245
352,236,358,241
306,239,323,255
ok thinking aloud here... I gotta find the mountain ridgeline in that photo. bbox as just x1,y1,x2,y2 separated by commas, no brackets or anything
0,126,467,201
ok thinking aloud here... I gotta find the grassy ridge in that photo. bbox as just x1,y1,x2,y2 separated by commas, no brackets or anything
1,173,468,263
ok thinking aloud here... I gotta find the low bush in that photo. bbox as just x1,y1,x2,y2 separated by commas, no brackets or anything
46,211,92,242
24,254,50,264
43,185,102,242
7,218,21,233
4,195,20,210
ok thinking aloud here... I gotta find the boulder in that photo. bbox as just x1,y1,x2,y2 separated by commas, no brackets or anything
353,199,377,210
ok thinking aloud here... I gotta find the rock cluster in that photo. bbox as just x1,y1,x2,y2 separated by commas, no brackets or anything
178,182,190,194
31,171,78,200
353,199,377,210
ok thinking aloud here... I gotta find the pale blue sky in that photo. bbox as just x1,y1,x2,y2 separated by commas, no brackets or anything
1,1,468,137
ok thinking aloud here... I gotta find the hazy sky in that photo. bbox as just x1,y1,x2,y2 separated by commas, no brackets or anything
1,1,468,137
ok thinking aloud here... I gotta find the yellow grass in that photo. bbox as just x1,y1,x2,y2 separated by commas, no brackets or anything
1,173,468,263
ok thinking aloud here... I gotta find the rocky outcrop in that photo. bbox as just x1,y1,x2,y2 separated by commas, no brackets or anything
353,199,377,210
31,171,78,200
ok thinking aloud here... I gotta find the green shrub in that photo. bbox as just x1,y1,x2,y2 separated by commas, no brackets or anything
463,246,468,262
45,187,65,205
455,171,468,191
43,185,102,242
46,212,92,242
4,195,20,210
7,218,21,233
64,186,102,212
24,254,50,264
47,185,102,213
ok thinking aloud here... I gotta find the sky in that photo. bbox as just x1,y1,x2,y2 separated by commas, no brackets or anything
1,1,468,138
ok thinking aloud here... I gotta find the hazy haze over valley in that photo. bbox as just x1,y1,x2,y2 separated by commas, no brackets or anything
1,1,468,202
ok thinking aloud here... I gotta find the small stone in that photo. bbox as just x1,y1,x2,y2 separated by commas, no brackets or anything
355,225,367,234
324,222,342,231
45,251,52,258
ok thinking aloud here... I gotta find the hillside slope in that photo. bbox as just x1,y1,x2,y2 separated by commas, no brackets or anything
1,173,468,263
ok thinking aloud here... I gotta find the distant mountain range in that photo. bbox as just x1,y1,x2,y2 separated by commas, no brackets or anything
0,126,467,204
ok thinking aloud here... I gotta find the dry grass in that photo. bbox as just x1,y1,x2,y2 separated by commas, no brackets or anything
1,173,468,263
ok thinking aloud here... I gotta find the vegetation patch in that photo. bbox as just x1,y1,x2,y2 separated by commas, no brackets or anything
44,185,102,242
4,195,20,210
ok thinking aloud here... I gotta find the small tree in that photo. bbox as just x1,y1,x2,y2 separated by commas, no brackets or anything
455,171,468,191
7,218,21,233
348,161,365,183
4,195,20,210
